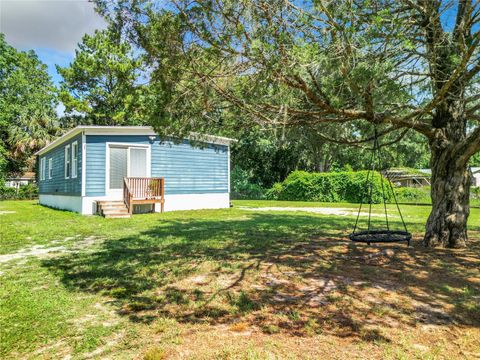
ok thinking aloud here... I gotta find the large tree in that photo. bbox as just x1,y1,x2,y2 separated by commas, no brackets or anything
57,28,145,126
97,1,480,248
0,34,58,176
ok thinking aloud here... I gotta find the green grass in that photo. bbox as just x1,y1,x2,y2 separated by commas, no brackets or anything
0,200,479,359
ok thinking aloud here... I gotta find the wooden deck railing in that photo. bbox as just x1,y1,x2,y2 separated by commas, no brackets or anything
123,178,133,214
123,177,165,214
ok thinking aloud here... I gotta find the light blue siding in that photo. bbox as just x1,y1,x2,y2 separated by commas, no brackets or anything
38,133,82,195
85,135,228,196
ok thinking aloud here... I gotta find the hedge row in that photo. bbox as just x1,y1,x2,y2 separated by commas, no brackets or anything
265,170,393,203
0,184,38,200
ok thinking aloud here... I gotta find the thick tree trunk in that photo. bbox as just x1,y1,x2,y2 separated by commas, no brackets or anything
423,143,471,248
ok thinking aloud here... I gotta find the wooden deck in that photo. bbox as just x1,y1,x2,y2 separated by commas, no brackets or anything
123,177,165,214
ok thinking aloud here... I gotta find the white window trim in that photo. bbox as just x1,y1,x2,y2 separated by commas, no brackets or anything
105,142,151,194
81,133,86,196
71,141,78,178
48,158,53,179
65,145,71,179
40,158,45,181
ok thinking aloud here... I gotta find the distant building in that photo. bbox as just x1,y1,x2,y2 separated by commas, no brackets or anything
419,167,480,187
5,172,36,189
471,167,480,187
384,168,430,188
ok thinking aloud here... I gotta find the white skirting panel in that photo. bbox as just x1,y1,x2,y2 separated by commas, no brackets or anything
39,194,83,213
80,192,230,215
156,193,230,212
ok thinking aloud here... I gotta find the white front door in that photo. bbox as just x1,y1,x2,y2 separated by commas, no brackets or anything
107,144,150,196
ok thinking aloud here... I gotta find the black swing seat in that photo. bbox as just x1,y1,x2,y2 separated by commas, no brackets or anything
349,229,411,244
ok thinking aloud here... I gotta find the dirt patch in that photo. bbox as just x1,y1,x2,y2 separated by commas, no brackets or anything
0,245,67,264
0,236,104,264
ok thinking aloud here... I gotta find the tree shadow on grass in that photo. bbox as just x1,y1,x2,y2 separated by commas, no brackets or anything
42,212,480,341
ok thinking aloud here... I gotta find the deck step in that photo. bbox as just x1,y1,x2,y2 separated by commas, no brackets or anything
102,209,129,215
97,201,131,218
104,213,131,219
97,201,124,206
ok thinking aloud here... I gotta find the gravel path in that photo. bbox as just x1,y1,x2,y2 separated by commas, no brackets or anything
239,206,388,217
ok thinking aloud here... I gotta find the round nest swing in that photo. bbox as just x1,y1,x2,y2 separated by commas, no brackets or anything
349,230,412,244
349,127,412,246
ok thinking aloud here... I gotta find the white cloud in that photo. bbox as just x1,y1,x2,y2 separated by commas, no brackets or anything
0,0,107,52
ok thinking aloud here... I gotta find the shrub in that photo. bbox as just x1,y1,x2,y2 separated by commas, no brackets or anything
470,187,480,207
18,183,38,199
472,187,480,199
268,170,393,203
231,167,266,200
232,182,266,200
394,186,430,203
0,183,38,200
265,182,284,200
0,185,17,201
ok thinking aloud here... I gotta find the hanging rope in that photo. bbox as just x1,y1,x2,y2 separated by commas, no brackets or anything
349,126,412,246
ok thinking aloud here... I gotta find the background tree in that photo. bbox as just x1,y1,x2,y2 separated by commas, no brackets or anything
0,34,58,176
232,124,430,190
57,27,145,126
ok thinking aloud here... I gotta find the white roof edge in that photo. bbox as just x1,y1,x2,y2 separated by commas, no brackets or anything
35,126,237,156
35,127,83,156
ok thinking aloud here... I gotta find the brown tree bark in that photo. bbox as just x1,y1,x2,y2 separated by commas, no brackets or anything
424,152,471,248
423,108,472,248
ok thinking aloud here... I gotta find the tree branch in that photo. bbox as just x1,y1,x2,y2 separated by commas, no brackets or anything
455,126,480,165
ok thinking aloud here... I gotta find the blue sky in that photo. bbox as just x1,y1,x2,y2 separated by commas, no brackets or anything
0,0,107,86
33,48,74,85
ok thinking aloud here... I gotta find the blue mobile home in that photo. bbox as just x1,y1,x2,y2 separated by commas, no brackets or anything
35,126,234,216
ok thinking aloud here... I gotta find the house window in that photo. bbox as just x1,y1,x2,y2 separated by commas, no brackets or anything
71,141,78,178
65,145,71,179
40,158,46,181
48,158,53,179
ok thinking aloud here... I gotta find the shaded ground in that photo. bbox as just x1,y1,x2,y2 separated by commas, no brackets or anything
0,200,479,359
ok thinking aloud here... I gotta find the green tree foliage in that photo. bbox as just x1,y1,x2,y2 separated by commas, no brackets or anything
471,152,480,167
0,144,7,181
57,28,145,126
233,127,429,189
135,9,240,138
0,34,58,176
232,132,304,188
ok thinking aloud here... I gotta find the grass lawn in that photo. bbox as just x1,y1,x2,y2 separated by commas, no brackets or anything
0,200,479,359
